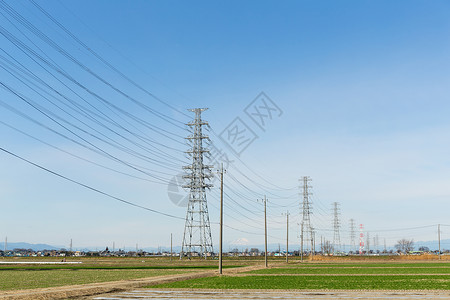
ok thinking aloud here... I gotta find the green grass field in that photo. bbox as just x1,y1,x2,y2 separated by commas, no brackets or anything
152,274,450,290
0,256,244,291
152,261,450,290
3,257,450,291
246,266,450,275
0,269,188,290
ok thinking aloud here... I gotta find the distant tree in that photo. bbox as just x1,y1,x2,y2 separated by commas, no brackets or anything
395,239,414,253
418,246,429,252
323,240,333,254
250,248,259,254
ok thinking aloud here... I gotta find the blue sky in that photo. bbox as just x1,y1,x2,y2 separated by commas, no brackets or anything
0,0,449,251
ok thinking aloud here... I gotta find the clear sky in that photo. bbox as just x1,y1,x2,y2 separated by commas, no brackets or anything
0,0,449,251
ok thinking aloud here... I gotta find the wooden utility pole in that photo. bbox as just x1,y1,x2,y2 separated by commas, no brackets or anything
170,233,173,261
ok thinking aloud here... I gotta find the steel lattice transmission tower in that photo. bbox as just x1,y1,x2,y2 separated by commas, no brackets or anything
181,108,214,258
332,202,341,253
300,176,313,256
349,219,356,252
359,224,364,255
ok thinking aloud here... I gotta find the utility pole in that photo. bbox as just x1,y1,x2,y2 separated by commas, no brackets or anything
181,108,214,259
260,196,268,268
70,239,72,253
264,195,268,268
286,211,289,263
300,223,304,262
332,202,341,254
438,224,441,260
217,163,226,274
282,211,290,263
170,233,173,261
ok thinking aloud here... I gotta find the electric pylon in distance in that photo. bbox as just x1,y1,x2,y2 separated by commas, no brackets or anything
181,108,214,259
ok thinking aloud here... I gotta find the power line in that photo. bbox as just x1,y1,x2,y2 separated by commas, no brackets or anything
0,13,186,148
28,0,190,121
0,120,178,183
0,0,186,129
0,82,175,184
0,48,187,166
0,146,184,219
0,56,186,168
1,143,289,242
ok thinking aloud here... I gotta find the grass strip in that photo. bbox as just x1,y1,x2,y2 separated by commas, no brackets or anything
152,274,450,290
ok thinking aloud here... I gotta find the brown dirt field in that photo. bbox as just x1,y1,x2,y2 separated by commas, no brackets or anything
310,254,450,262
